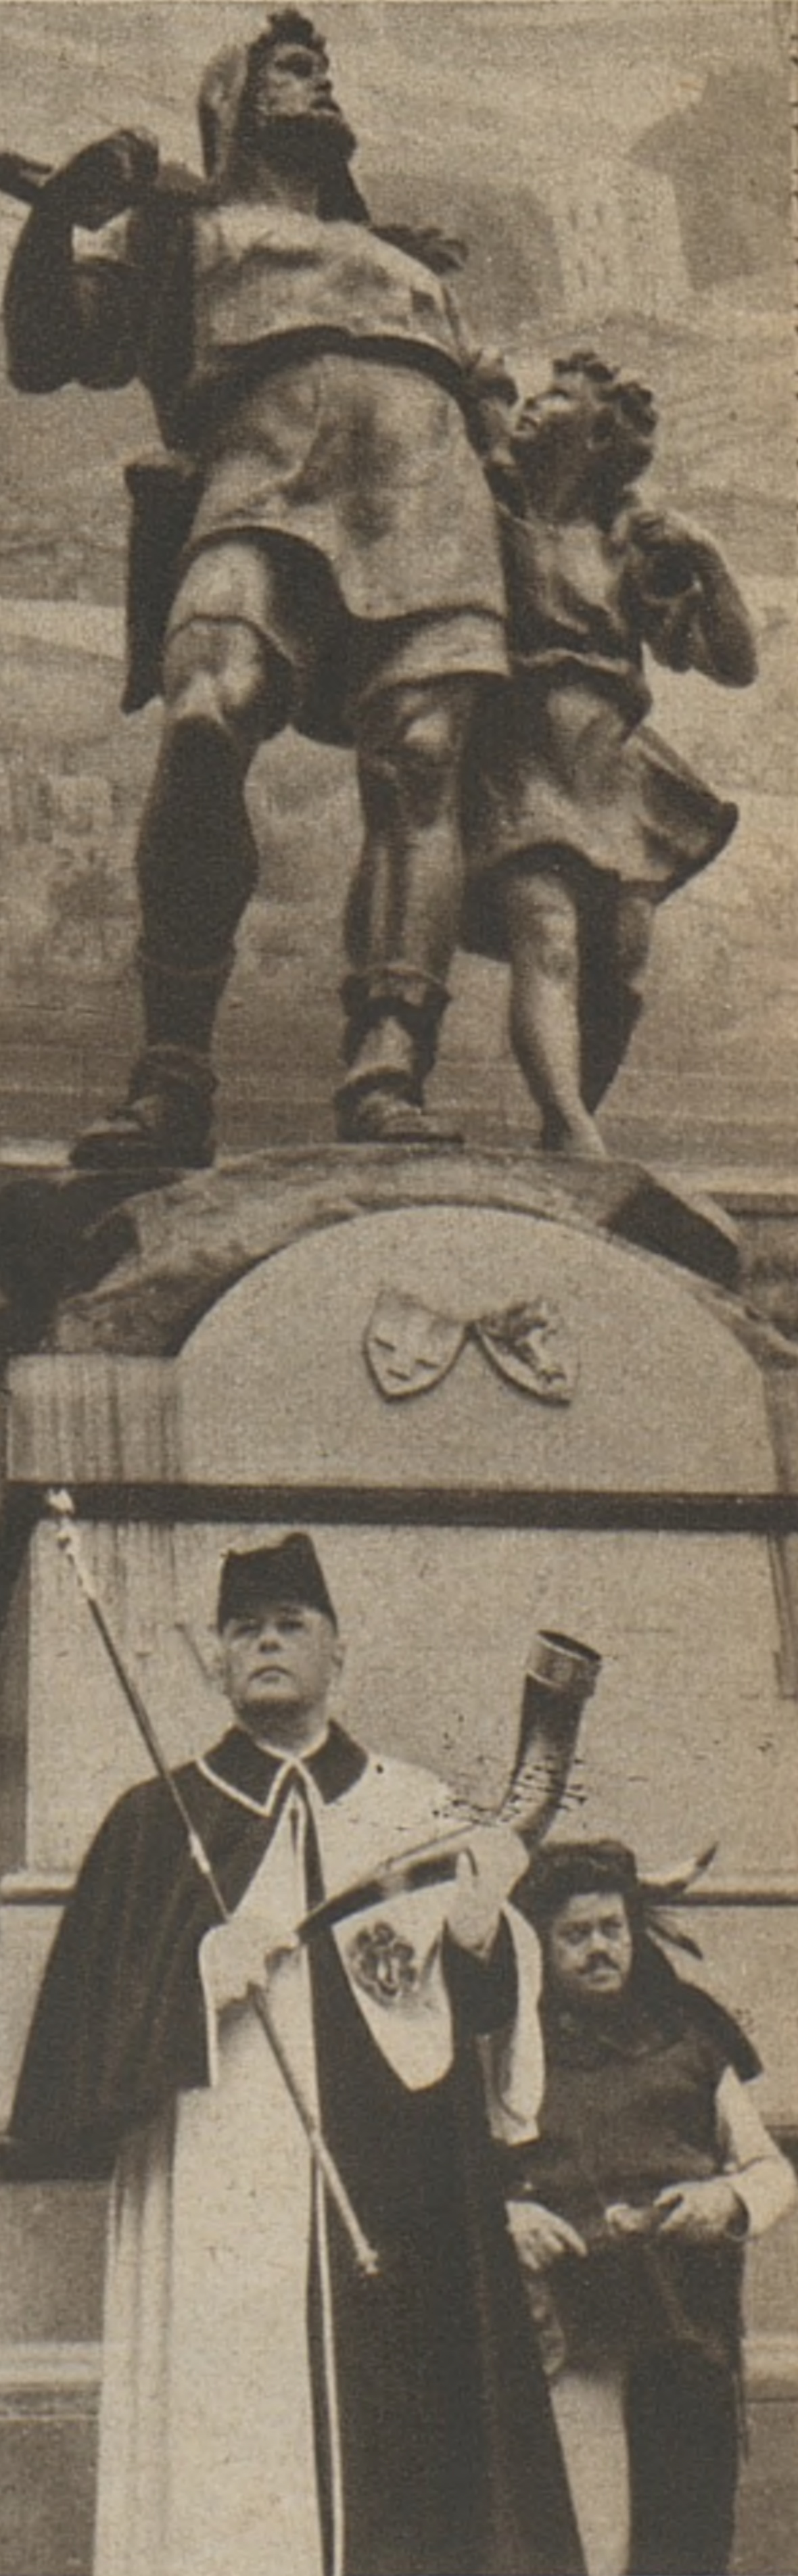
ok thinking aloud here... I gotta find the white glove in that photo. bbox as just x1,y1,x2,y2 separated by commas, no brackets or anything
654,2178,746,2240
507,2199,587,2276
444,1823,527,1956
201,1913,298,2012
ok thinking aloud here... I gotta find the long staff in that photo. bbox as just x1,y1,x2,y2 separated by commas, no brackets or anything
45,1489,379,2277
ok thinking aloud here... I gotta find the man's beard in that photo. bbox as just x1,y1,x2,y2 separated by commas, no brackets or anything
245,105,357,167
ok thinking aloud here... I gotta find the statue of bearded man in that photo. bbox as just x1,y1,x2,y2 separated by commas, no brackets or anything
5,11,510,1164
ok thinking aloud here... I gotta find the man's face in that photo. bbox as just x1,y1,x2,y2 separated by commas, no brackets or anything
546,1891,634,2007
219,1600,341,1738
248,37,348,135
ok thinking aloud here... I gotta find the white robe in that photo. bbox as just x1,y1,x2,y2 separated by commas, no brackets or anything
94,1749,544,2576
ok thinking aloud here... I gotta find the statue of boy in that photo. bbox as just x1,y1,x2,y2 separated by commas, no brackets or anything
461,353,757,1158
5,11,509,1164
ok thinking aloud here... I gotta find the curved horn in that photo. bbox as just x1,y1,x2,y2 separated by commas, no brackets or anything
298,1631,602,1942
642,1841,719,1903
503,1630,602,1843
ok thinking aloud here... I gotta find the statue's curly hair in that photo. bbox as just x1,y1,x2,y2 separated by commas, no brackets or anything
252,9,330,64
553,349,658,468
509,349,657,517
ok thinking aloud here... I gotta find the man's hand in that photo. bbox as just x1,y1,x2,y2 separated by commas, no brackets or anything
444,1823,527,1956
653,2178,747,2240
43,129,159,231
507,2199,588,2276
603,2200,661,2239
201,1914,299,2012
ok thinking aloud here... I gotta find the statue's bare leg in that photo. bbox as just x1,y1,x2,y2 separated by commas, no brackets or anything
337,677,475,1143
581,887,655,1112
73,562,291,1170
503,865,608,1158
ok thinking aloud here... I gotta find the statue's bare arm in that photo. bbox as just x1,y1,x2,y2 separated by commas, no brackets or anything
630,506,757,689
4,129,158,394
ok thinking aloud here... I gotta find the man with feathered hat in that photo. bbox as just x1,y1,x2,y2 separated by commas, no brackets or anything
5,13,510,1162
4,1535,586,2576
502,1839,795,2576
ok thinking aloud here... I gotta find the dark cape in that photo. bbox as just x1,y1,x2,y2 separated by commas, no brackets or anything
6,1725,584,2576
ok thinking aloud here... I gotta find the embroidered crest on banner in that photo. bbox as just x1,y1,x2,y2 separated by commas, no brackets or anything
346,1918,420,2004
363,1289,577,1404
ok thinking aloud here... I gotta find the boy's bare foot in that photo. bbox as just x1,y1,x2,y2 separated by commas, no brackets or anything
540,1107,608,1160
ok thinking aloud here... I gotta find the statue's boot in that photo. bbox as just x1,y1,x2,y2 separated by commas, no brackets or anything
71,1043,216,1172
71,951,230,1172
73,696,261,1172
335,969,463,1146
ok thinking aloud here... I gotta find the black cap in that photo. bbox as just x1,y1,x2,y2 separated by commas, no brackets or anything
216,1535,337,1629
524,1840,640,1930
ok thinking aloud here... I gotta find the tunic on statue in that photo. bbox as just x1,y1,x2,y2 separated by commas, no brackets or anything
462,502,738,951
76,195,509,734
7,1723,584,2576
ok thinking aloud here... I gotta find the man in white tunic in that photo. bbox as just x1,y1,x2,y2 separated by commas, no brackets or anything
7,1536,584,2576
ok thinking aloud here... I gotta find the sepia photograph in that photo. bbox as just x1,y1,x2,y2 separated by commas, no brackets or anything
0,3,794,2572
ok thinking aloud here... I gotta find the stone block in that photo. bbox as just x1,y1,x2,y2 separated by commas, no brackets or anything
0,2192,105,2347
175,1203,771,1494
0,2352,98,2576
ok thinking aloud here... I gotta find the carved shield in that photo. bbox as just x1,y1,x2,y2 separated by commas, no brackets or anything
473,1300,578,1404
364,1289,466,1399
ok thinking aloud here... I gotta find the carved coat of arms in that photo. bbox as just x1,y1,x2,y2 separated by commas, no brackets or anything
364,1289,577,1404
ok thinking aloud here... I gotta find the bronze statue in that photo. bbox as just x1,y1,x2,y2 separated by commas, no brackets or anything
461,353,757,1158
4,11,510,1165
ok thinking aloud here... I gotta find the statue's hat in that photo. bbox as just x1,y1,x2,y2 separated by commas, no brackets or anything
217,1534,337,1628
